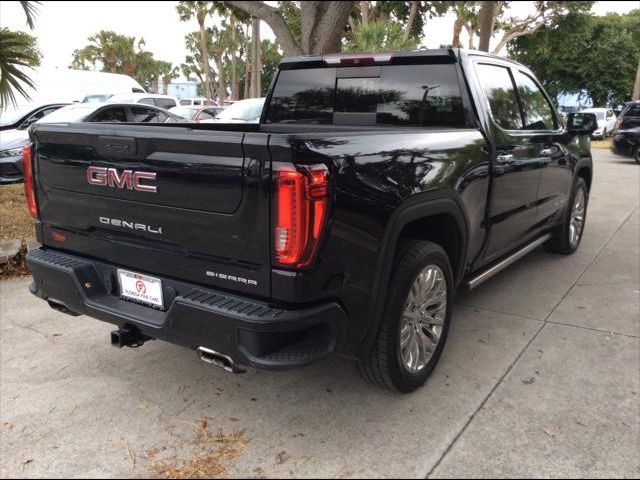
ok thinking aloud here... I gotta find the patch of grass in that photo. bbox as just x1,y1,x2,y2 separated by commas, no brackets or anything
0,183,34,241
591,137,613,149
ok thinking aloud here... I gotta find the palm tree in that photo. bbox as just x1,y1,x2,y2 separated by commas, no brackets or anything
0,1,41,108
177,1,215,102
158,62,179,95
210,26,227,103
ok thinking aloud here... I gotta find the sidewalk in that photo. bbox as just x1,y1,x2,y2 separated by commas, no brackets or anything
1,149,638,478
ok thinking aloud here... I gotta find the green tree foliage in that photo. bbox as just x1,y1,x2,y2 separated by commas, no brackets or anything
260,39,282,95
177,1,216,100
70,31,141,75
181,31,215,87
344,20,419,52
0,1,41,108
343,2,448,53
70,31,178,93
509,10,640,106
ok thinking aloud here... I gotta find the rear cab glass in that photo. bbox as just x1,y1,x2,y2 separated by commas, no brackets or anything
265,63,466,127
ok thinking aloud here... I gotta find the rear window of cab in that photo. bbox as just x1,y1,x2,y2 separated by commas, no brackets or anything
265,64,465,127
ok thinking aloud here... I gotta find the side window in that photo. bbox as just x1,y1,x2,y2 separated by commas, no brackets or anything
198,111,213,120
130,107,164,123
90,108,127,123
475,63,522,130
624,104,640,116
156,98,176,109
139,97,155,106
514,71,555,130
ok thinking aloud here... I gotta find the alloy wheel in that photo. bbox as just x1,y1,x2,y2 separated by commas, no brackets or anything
399,264,447,373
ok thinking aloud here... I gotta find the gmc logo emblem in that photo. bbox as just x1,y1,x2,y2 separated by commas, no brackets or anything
86,166,157,193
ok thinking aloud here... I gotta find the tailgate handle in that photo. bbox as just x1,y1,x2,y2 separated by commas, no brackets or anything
98,136,137,157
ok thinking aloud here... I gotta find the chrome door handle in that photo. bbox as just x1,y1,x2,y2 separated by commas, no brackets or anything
496,153,514,164
540,148,554,156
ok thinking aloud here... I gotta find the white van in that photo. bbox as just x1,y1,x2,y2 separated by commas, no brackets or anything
13,67,145,108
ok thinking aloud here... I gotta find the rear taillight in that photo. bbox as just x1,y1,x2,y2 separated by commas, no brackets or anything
616,117,622,129
22,145,38,218
274,164,329,268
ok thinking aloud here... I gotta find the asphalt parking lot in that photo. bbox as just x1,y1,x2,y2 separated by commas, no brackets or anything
1,149,638,478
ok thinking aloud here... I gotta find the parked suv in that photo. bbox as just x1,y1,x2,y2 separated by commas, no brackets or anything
24,49,597,392
616,101,640,130
579,107,616,139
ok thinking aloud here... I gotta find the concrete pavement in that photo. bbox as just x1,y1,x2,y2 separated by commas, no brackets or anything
1,149,638,478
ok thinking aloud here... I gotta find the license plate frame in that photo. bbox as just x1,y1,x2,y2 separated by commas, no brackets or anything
117,269,164,310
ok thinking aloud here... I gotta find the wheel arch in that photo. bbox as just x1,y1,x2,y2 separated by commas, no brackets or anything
361,191,469,355
575,156,593,191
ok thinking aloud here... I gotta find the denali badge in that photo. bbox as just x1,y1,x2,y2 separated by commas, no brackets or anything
87,166,157,193
99,217,163,235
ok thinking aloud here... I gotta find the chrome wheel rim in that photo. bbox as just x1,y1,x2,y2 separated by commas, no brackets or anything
569,187,586,248
399,264,447,373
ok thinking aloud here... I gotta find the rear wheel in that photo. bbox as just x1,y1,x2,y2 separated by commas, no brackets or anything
359,241,453,393
545,177,588,254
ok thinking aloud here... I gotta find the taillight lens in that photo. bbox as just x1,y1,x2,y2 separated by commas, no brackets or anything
274,164,329,268
22,145,38,219
616,117,622,129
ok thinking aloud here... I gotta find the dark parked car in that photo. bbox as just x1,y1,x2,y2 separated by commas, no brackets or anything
616,101,640,130
1,103,183,184
24,49,597,392
0,103,69,131
168,105,224,122
612,127,640,163
40,103,185,124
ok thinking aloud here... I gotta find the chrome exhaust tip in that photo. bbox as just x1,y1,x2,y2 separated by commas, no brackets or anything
196,346,246,374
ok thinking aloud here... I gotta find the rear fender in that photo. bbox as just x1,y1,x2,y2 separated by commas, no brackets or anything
361,191,469,354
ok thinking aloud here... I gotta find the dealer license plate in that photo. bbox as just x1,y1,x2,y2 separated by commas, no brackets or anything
117,269,164,309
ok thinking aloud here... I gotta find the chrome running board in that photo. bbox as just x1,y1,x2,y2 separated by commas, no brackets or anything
466,233,552,290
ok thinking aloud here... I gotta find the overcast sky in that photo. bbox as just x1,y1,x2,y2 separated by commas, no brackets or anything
0,0,636,79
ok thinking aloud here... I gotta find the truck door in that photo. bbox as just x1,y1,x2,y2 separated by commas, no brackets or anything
473,62,543,260
511,68,571,231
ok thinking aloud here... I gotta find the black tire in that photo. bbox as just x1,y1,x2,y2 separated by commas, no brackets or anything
634,146,639,164
545,177,589,255
358,241,453,393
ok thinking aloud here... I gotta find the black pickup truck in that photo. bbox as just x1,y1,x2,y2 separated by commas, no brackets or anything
24,49,597,392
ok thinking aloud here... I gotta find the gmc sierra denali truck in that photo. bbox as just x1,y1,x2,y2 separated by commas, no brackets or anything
24,49,597,392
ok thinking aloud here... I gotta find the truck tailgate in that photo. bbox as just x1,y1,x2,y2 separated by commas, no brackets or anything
31,123,272,298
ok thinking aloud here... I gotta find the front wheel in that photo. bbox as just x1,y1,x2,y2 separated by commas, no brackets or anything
359,241,453,393
545,177,589,254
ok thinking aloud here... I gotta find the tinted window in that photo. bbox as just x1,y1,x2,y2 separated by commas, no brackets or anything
476,64,522,130
514,71,555,130
130,107,166,123
156,98,176,109
30,107,59,121
266,64,465,127
268,68,335,124
139,97,155,106
198,111,213,120
90,107,126,122
623,103,640,116
180,99,191,106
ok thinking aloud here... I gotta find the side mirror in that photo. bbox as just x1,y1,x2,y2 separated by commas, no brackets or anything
566,112,598,134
